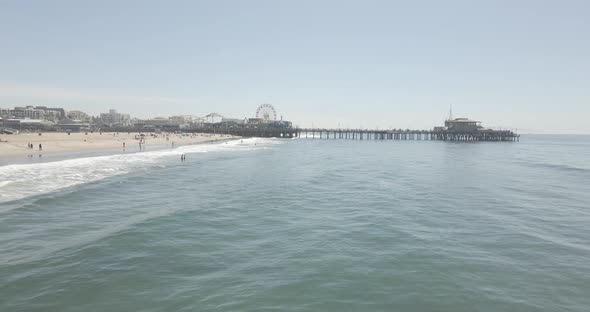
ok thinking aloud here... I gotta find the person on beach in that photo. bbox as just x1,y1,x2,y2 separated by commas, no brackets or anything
39,143,42,151
123,142,126,149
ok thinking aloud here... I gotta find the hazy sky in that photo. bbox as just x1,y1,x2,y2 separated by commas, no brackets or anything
0,0,588,133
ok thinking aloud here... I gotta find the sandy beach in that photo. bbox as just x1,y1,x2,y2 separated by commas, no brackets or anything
0,132,235,157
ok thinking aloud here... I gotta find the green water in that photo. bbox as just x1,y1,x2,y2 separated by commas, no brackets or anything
1,136,589,311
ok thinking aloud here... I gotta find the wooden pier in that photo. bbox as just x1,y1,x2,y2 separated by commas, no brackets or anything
295,128,519,142
198,127,519,142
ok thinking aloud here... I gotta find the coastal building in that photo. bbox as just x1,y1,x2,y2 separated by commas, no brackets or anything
132,117,185,131
204,113,223,124
3,118,52,131
0,106,42,119
221,117,244,124
245,118,264,125
220,117,245,127
444,118,482,132
0,106,65,122
192,117,206,128
169,115,194,123
99,109,131,126
56,117,86,132
66,110,91,123
34,106,66,121
137,117,178,127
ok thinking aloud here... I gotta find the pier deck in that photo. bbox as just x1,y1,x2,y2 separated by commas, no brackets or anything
296,128,519,142
198,127,519,142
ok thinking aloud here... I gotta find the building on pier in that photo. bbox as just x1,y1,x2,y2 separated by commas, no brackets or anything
444,118,482,132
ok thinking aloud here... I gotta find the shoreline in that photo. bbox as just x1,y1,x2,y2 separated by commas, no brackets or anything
0,132,239,166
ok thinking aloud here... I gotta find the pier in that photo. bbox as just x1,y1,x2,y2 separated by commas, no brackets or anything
295,128,519,142
198,116,519,142
196,127,519,142
199,127,298,138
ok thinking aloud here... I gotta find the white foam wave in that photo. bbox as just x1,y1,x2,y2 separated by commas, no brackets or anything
0,138,283,205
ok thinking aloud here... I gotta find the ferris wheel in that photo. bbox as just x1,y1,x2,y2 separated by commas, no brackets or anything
256,104,277,121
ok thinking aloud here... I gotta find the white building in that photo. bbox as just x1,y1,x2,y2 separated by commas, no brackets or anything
66,110,91,123
0,106,65,122
204,113,223,124
99,109,130,126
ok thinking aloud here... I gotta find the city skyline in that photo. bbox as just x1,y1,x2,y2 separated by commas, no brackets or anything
1,1,589,134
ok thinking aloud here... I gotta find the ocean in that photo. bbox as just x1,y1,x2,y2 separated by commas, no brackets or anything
1,135,589,311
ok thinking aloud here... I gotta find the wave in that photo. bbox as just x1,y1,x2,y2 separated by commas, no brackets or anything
0,203,185,266
538,163,589,173
0,138,282,206
519,161,590,174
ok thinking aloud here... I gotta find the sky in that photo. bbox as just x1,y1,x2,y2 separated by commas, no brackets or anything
0,0,588,133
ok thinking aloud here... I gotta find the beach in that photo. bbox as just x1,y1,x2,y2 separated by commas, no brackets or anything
0,132,235,157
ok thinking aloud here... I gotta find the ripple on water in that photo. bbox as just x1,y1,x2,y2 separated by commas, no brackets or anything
1,136,590,311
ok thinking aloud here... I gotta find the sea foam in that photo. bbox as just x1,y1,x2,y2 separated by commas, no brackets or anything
0,138,279,205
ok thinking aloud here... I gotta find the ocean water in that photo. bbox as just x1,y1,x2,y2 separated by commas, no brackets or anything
1,135,589,311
